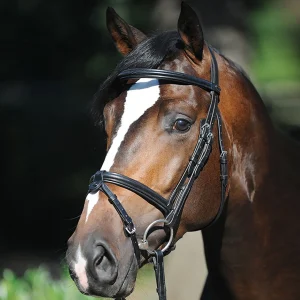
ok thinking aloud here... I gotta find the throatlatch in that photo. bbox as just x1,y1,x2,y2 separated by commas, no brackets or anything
88,45,228,300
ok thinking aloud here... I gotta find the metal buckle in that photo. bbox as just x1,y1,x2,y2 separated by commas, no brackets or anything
207,132,213,142
138,239,149,250
125,225,136,235
200,122,210,136
220,150,227,162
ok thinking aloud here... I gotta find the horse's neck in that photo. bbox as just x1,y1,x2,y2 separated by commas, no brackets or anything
203,133,300,299
202,61,300,298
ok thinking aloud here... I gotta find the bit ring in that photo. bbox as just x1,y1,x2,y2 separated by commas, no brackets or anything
140,219,174,254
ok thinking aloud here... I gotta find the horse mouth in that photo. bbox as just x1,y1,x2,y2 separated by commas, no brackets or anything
68,252,138,298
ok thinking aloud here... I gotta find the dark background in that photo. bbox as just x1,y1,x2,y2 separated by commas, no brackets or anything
1,0,299,273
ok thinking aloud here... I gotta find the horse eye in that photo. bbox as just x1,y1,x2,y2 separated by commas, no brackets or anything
173,119,191,132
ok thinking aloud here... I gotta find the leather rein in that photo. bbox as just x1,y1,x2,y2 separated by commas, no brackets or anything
88,46,228,300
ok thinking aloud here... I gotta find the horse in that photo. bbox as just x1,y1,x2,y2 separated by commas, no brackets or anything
66,2,300,300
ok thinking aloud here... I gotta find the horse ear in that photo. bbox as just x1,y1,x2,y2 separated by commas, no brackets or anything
177,2,204,62
106,7,147,56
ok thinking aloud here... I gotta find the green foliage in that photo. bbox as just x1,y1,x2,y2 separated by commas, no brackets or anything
0,265,154,300
250,1,300,84
0,267,98,300
249,0,300,127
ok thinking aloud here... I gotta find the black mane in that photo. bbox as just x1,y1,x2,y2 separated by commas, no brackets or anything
92,31,183,125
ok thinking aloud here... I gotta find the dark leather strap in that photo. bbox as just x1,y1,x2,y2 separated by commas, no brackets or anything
153,250,167,300
98,171,170,216
200,109,228,230
89,171,170,216
118,68,220,94
165,118,214,227
88,173,141,264
165,46,220,227
165,49,228,230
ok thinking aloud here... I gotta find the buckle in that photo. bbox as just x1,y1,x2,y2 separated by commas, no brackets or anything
220,151,227,163
125,225,136,235
206,132,213,143
200,122,210,136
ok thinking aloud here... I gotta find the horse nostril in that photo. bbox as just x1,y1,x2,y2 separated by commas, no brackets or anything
93,245,105,267
92,244,118,285
95,254,104,267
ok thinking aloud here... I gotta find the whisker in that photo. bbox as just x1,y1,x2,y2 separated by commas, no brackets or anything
64,215,82,221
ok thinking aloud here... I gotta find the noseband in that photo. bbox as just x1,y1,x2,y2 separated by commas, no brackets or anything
88,46,228,300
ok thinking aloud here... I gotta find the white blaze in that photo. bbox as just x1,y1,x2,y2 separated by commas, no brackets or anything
85,192,99,222
101,78,160,171
85,78,160,222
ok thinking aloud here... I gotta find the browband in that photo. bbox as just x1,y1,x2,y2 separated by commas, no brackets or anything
118,68,221,94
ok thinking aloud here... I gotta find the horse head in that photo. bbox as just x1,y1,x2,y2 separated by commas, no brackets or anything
66,2,263,298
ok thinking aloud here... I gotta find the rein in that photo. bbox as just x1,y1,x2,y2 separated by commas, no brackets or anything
88,46,228,300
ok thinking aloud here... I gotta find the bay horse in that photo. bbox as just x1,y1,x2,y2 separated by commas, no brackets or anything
66,2,300,300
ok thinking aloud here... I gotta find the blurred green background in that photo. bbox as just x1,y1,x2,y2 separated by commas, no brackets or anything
1,0,299,299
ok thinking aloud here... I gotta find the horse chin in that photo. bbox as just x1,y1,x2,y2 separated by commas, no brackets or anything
113,255,138,298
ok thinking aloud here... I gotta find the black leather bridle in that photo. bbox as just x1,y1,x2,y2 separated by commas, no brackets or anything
88,46,228,300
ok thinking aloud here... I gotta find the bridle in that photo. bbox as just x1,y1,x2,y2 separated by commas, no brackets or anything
88,46,228,300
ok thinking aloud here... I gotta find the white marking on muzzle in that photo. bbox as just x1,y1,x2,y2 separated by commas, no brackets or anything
74,245,89,291
85,78,160,222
